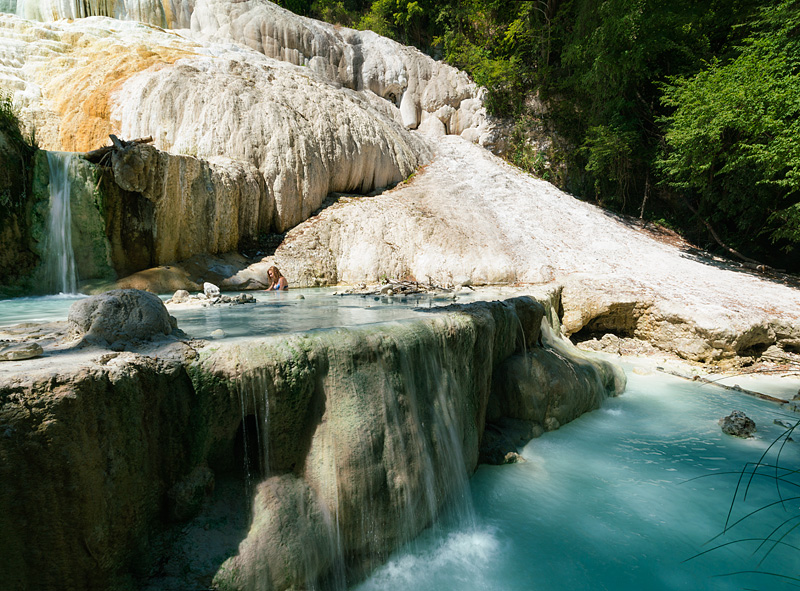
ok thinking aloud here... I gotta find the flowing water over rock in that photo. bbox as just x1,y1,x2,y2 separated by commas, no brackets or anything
43,151,78,294
4,289,797,591
354,366,800,591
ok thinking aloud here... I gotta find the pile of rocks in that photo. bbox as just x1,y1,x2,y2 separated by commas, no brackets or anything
335,280,467,297
166,283,257,307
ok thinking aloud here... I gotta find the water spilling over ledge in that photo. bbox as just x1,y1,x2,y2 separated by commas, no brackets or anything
0,294,623,590
44,152,78,294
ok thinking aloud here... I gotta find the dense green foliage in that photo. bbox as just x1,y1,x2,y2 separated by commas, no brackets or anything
659,0,800,256
0,93,37,212
277,0,800,270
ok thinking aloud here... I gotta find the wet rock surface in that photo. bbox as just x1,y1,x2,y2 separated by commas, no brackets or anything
719,410,757,437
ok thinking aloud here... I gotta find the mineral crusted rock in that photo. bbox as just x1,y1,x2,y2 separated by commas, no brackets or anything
14,0,497,149
68,289,175,345
203,282,221,299
213,475,336,591
170,289,191,304
272,137,800,363
3,13,430,238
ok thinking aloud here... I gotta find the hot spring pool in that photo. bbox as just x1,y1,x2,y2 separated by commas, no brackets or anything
354,364,800,591
0,288,502,339
3,291,799,590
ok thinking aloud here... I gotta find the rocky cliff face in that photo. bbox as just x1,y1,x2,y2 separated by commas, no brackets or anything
101,144,269,274
0,127,36,290
0,12,430,232
0,295,622,591
0,146,116,294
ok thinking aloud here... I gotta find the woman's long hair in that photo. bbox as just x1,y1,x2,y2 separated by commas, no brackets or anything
266,265,284,289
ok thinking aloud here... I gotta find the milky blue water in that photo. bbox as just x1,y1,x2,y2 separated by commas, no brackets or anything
0,293,86,325
0,289,475,337
354,365,800,591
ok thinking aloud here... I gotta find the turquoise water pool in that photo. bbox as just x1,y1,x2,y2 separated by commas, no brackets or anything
355,365,800,591
0,288,475,338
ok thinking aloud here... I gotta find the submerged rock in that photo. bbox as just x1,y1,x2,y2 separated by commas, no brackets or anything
719,410,757,438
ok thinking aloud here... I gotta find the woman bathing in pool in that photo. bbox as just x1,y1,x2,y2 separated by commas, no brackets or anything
266,265,289,291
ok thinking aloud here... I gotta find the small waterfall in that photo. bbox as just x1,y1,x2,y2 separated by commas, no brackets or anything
44,152,78,294
44,151,78,294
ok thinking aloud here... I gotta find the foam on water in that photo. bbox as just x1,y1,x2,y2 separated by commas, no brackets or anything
356,527,500,591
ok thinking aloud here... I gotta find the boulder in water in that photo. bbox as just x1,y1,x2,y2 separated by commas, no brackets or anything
719,410,756,438
68,289,175,345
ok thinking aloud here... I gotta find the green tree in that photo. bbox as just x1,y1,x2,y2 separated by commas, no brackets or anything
544,0,750,209
659,0,800,259
358,0,436,49
432,1,553,117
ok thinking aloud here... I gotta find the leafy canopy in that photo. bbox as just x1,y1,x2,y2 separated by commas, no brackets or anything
659,0,800,251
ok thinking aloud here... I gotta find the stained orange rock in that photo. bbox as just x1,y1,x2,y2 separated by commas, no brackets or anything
43,38,195,152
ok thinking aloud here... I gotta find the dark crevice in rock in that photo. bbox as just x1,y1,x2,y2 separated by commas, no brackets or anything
737,341,772,359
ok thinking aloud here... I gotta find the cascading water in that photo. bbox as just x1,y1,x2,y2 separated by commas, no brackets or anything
354,365,800,591
44,151,78,294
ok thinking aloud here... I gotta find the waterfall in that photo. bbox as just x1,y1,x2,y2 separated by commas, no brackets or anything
44,151,78,294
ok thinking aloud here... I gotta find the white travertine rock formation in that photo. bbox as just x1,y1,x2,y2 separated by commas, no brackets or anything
185,0,497,142
15,0,169,26
9,0,499,148
273,136,800,363
0,13,429,232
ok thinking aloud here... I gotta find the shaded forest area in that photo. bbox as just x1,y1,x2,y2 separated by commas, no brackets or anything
277,0,800,273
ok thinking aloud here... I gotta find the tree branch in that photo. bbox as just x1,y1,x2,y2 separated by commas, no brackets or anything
683,198,763,266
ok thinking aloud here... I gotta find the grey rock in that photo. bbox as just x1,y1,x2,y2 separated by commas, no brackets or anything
171,289,191,304
0,342,43,361
168,465,214,522
68,289,174,345
719,410,756,438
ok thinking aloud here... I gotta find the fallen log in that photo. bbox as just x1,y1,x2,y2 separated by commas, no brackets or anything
82,135,154,164
657,366,790,405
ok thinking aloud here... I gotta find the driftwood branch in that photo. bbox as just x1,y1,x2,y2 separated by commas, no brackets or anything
657,367,790,405
82,135,153,164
